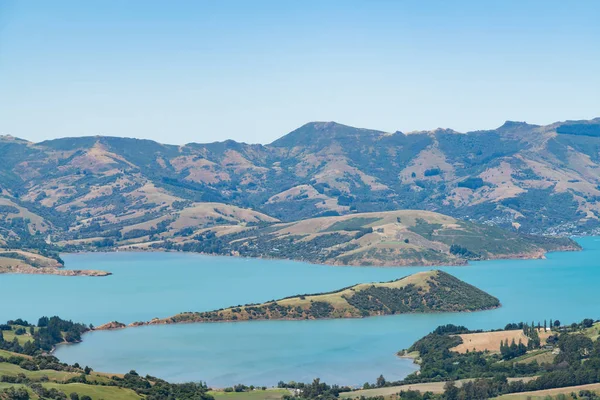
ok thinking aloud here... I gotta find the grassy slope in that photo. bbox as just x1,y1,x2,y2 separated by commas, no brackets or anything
0,349,31,359
143,270,499,325
42,382,142,400
182,209,579,267
208,389,290,399
0,251,61,273
341,378,538,399
1,325,45,346
0,362,79,382
0,359,115,385
0,359,137,399
494,383,600,399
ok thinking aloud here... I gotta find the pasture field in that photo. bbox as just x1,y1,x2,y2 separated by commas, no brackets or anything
341,377,537,399
495,383,600,399
209,389,290,399
1,327,36,346
514,349,555,365
451,330,529,353
0,349,31,359
0,361,115,385
42,382,143,400
451,328,552,354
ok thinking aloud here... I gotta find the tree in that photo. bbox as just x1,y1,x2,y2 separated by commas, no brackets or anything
84,366,92,374
70,393,80,400
444,380,459,400
376,374,386,387
554,320,561,328
1,387,30,400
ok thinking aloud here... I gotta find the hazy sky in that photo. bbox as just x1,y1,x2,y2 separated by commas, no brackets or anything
0,1,599,145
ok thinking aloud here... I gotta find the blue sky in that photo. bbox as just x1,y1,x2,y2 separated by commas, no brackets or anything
0,0,599,144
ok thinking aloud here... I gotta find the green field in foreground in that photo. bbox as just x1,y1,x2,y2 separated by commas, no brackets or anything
208,389,290,399
0,348,31,359
42,382,142,400
2,327,35,346
0,383,37,399
494,382,600,399
0,362,77,382
0,360,114,385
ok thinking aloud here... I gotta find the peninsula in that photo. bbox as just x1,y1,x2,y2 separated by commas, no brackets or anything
126,270,500,326
0,249,110,277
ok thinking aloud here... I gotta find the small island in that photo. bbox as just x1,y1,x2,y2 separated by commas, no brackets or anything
129,270,499,326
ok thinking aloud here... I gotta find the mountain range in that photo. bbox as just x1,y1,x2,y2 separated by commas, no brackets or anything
0,117,598,265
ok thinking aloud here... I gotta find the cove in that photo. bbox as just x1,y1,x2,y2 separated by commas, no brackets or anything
2,238,600,387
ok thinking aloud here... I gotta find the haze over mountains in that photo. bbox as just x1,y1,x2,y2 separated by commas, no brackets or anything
0,117,599,262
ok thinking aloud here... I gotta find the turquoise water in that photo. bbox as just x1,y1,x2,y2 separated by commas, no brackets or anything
2,238,600,386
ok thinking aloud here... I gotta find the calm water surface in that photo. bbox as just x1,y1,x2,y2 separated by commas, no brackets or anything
2,238,600,386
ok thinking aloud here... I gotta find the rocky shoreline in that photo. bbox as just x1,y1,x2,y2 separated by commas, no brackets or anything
0,264,111,277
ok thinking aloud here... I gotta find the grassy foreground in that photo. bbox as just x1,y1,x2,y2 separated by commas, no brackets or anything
208,389,290,399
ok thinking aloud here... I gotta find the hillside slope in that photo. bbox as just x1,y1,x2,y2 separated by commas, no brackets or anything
131,270,500,325
156,210,578,266
0,118,598,260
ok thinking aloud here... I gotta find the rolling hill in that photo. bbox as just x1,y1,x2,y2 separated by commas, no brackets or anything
157,210,578,266
129,270,500,325
0,117,596,267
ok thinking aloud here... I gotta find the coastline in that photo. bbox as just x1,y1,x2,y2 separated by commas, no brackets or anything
59,238,582,268
0,264,111,277
120,306,502,329
3,234,581,277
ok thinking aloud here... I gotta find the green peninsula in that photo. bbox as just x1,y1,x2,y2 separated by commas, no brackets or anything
138,270,499,326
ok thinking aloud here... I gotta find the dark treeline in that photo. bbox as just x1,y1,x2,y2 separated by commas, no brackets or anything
0,316,89,355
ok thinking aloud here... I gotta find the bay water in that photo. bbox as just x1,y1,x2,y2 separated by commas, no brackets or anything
2,238,599,386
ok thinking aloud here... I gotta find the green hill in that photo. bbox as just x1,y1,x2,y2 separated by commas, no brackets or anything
171,210,578,266
138,270,500,325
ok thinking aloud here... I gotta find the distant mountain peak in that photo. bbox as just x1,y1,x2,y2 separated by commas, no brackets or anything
0,134,30,143
497,120,540,130
270,121,386,147
305,121,344,130
433,128,461,134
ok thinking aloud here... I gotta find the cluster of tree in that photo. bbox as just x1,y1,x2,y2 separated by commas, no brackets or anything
277,379,353,400
448,244,480,260
0,316,91,365
499,338,527,360
0,387,31,400
522,322,541,349
424,168,441,177
222,383,267,393
456,177,487,190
